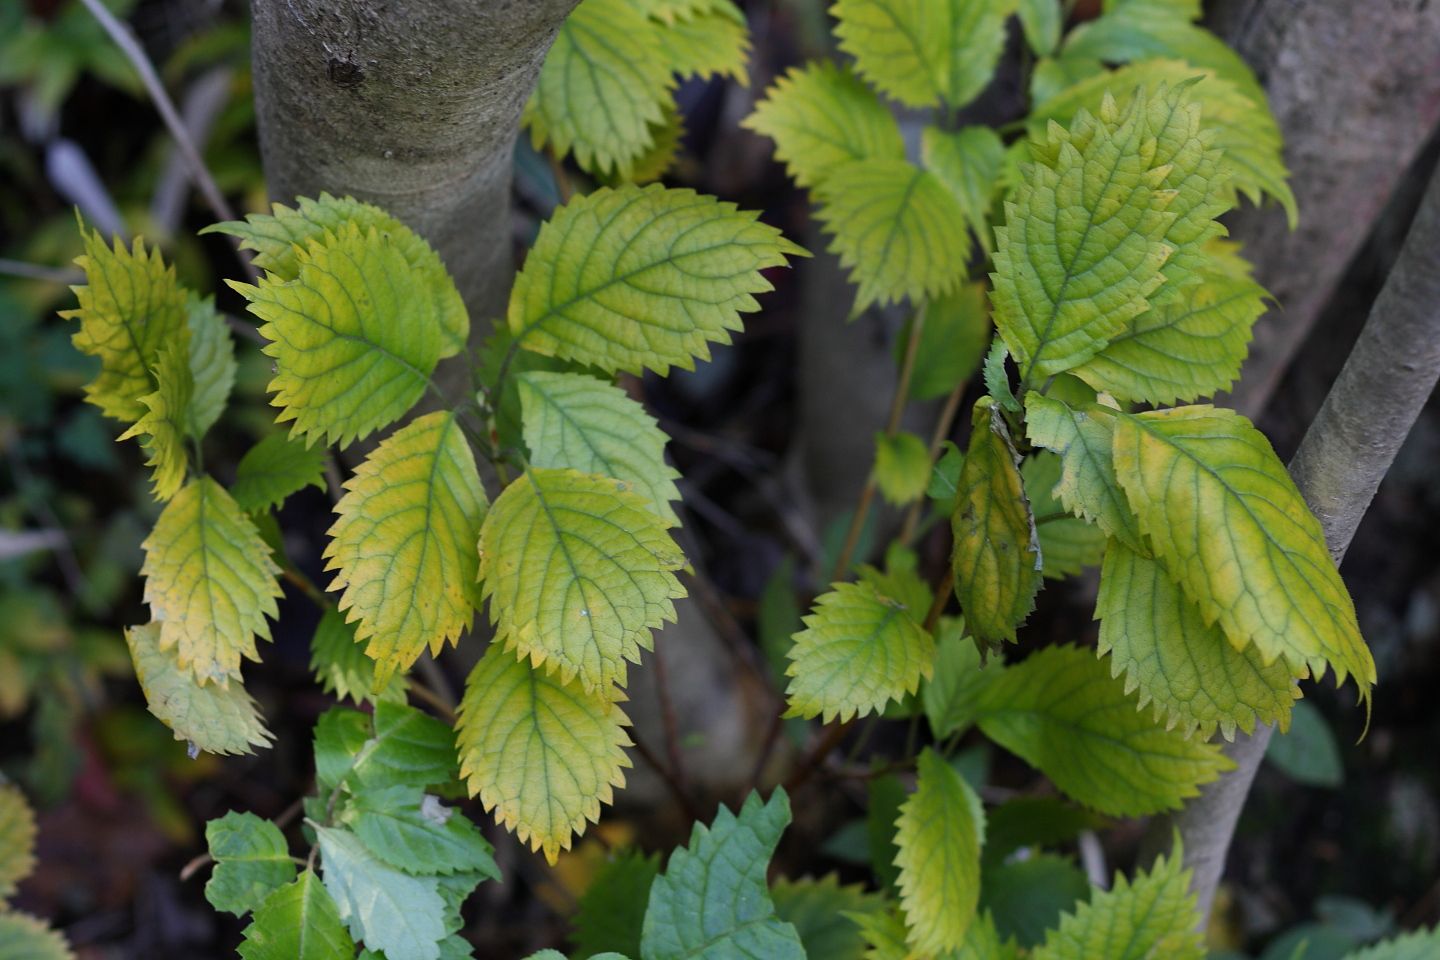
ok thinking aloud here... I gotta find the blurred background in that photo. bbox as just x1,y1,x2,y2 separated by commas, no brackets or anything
0,0,1437,956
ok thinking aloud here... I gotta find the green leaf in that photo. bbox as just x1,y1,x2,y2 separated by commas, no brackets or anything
238,869,355,960
517,371,681,524
125,623,272,756
316,825,448,960
230,222,448,448
1017,0,1063,55
325,411,488,688
983,340,1021,413
743,61,905,189
479,467,685,691
316,702,457,795
922,617,996,739
950,398,1042,644
1111,406,1376,697
140,477,283,684
854,906,1016,960
309,608,407,707
574,849,660,960
0,785,36,899
832,0,1012,110
772,874,883,960
1343,926,1440,960
785,580,935,723
61,223,189,423
928,440,964,513
506,183,804,375
866,775,907,895
990,91,1173,382
0,912,75,960
117,341,191,502
1071,239,1269,405
895,748,985,954
984,797,1106,865
640,789,804,960
980,854,1090,949
921,126,1007,255
661,0,750,84
1023,394,1145,552
1023,452,1107,579
873,431,931,506
183,294,236,439
1032,54,1107,106
204,811,296,916
203,193,467,358
340,786,500,879
975,645,1232,815
1097,541,1298,739
1266,699,1343,788
456,645,631,864
856,543,933,618
1031,843,1204,960
230,433,327,513
813,159,970,313
525,0,674,178
904,282,991,400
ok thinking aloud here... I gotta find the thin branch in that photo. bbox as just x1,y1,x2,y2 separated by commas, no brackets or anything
650,639,689,794
0,258,83,285
629,729,699,822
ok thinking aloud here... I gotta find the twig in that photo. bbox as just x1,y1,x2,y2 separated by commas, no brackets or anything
783,719,853,793
922,568,954,632
650,639,689,793
414,655,457,714
408,677,458,722
629,729,699,822
0,258,84,285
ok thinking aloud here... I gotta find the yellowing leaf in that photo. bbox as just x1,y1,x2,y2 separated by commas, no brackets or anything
0,912,75,960
525,0,674,178
203,194,467,357
456,645,631,864
832,0,1013,110
478,467,685,691
0,785,36,898
743,61,905,189
324,411,488,688
895,748,985,954
1111,406,1376,696
517,371,681,524
976,645,1233,815
506,183,805,375
118,342,192,502
1097,541,1298,739
126,623,272,755
1031,842,1204,960
141,478,282,685
184,295,237,439
785,580,935,723
951,398,1042,644
230,433,328,514
62,223,189,422
873,431,931,506
663,0,750,84
231,223,447,449
814,159,970,312
1023,452,1107,580
921,125,1007,255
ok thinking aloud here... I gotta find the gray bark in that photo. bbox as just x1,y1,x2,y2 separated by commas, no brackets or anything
249,0,579,324
1164,156,1440,923
1209,0,1440,419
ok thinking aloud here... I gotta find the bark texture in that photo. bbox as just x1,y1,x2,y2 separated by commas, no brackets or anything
249,0,579,323
1166,157,1440,923
1209,0,1440,418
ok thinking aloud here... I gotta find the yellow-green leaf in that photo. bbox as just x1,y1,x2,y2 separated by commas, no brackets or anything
0,912,75,960
507,183,805,375
951,398,1042,644
814,159,970,312
456,644,630,864
118,342,192,502
1017,0,1063,56
921,125,1007,255
0,785,36,898
662,0,750,84
230,433,328,514
478,467,686,691
1111,406,1375,696
873,431,931,506
309,608,407,707
1097,541,1298,739
230,223,447,449
895,748,985,954
62,223,189,423
976,645,1232,815
325,411,488,688
525,0,675,178
906,282,991,401
1023,452,1107,580
832,0,1013,110
743,61,905,190
126,623,272,755
517,371,681,524
141,478,282,685
203,194,467,358
785,580,935,723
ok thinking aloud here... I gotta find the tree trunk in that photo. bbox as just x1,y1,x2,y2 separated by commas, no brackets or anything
248,0,579,324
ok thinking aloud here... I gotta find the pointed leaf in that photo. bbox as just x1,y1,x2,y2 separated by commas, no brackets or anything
662,1,750,84
456,645,631,864
975,645,1232,815
325,411,488,687
1343,926,1440,960
183,294,236,439
0,785,36,899
873,431,931,506
231,433,328,513
238,869,355,960
316,702,457,795
0,912,74,960
141,477,282,684
479,467,685,691
922,618,997,739
309,608,407,707
785,580,935,723
772,874,884,960
340,786,499,880
574,849,661,960
921,126,1007,253
118,343,192,501
204,812,296,916
1017,0,1063,55
316,825,448,960
506,183,804,376
640,789,804,960
895,748,985,954
980,854,1090,949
